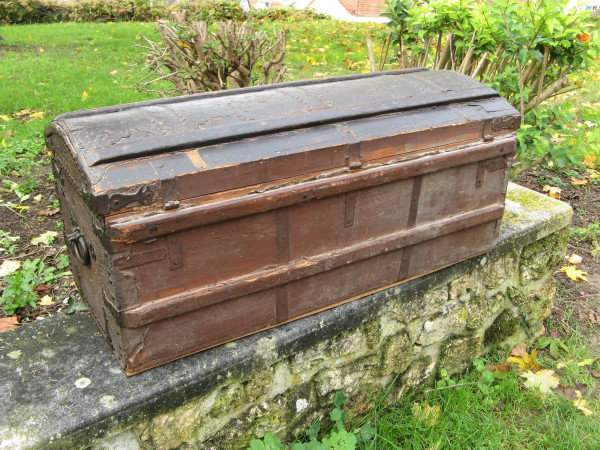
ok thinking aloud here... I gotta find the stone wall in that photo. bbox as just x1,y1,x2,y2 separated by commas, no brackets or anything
133,230,568,450
0,184,572,449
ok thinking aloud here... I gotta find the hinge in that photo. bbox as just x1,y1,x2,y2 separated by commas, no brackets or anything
95,184,157,215
348,142,362,170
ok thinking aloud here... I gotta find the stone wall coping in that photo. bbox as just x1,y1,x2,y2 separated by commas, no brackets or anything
0,183,572,449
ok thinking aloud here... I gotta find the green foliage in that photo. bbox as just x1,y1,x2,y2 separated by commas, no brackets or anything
171,0,246,22
68,0,166,22
570,220,600,243
0,0,165,24
248,391,372,450
248,6,329,23
0,0,330,25
0,134,45,176
0,230,20,255
248,432,284,450
382,0,600,169
0,0,65,24
1,258,60,315
536,336,569,359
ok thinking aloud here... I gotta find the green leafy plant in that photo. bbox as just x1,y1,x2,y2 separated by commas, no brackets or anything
536,335,569,359
1,258,60,315
0,230,20,255
0,0,166,24
570,220,600,243
0,134,45,177
382,0,600,171
248,391,374,449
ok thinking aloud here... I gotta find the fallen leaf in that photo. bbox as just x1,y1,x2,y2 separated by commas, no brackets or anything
508,349,539,371
39,47,44,53
510,344,527,358
38,208,60,216
412,401,440,427
584,120,597,128
549,331,560,338
542,185,561,199
574,391,594,416
567,254,583,265
81,91,89,101
577,358,596,367
575,383,589,397
560,266,588,282
31,230,58,246
591,372,600,378
34,284,52,294
0,260,21,277
520,369,560,393
29,111,44,119
33,194,42,202
0,115,11,121
486,362,512,373
0,317,19,333
110,69,118,75
574,399,594,416
571,176,589,186
38,295,55,306
558,384,578,400
557,358,574,369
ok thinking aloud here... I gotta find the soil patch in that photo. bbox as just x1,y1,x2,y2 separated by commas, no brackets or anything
515,166,600,344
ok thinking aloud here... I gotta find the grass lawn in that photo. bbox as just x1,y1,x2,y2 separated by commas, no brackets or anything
1,19,599,449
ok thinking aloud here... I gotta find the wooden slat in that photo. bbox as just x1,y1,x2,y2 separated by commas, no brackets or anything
110,138,516,243
119,204,505,328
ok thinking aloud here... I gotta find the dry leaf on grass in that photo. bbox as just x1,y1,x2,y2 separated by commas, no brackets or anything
38,295,55,306
0,317,19,333
542,185,561,199
486,362,512,373
0,260,21,277
570,176,589,186
510,344,527,358
508,348,540,372
412,401,440,427
574,391,594,416
520,369,560,393
557,358,574,369
31,231,58,246
38,208,60,217
560,266,588,282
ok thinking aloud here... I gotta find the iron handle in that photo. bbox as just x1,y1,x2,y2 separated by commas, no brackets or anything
67,228,90,265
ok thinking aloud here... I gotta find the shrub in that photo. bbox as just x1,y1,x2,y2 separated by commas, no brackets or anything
136,15,286,95
68,0,166,22
382,0,600,170
0,0,166,24
170,0,246,23
248,6,329,22
0,0,67,24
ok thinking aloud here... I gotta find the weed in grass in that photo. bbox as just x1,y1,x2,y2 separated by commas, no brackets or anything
0,230,19,254
1,258,61,315
570,221,600,243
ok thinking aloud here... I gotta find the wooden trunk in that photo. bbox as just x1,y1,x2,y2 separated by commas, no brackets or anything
46,69,520,374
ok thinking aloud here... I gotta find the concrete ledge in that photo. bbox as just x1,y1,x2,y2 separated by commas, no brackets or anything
0,183,572,449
